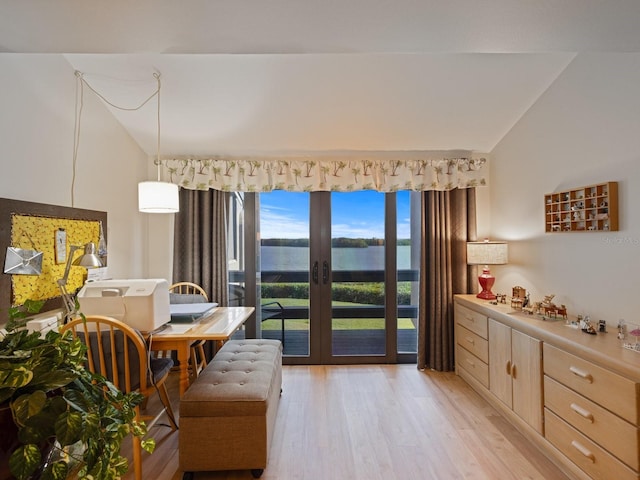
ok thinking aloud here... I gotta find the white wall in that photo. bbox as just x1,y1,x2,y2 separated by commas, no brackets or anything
0,54,171,282
489,53,640,322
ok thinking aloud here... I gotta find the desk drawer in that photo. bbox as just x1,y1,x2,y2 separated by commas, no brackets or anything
456,323,489,363
545,409,639,480
455,304,488,339
545,375,639,470
543,343,639,425
456,345,489,388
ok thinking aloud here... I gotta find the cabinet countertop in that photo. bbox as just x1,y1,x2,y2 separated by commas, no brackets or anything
455,294,640,383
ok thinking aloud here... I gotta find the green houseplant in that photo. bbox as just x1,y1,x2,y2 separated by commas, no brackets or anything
0,300,155,480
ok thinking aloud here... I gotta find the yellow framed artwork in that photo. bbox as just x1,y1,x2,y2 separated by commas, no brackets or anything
0,198,107,318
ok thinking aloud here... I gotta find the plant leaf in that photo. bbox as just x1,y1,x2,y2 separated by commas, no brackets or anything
9,443,41,480
12,390,47,426
27,370,78,392
0,365,33,389
41,460,69,480
141,438,156,453
55,411,84,447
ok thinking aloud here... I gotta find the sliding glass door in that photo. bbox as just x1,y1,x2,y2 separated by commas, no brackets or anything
231,190,418,365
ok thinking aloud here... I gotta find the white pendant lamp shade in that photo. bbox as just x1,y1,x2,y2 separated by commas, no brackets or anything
138,181,179,213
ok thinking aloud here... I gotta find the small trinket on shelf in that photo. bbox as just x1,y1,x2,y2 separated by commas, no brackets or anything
617,320,627,340
580,316,597,335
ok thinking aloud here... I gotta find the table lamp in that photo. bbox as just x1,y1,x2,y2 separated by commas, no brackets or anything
466,240,508,300
57,242,103,319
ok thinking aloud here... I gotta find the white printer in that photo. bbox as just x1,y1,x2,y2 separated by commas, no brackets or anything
76,279,170,332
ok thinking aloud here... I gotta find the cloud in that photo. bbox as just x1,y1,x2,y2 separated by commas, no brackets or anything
260,206,309,239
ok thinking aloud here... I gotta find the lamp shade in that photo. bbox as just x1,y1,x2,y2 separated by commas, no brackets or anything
138,181,179,213
466,241,508,265
467,240,508,300
72,242,103,268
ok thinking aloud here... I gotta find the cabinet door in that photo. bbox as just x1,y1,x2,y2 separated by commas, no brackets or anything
489,319,512,409
511,329,543,433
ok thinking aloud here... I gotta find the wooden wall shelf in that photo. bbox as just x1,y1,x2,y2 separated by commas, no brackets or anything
545,181,618,233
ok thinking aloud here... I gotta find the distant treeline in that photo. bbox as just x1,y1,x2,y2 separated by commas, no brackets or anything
262,238,412,247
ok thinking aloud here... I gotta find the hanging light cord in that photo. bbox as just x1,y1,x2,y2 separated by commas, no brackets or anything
71,71,84,208
70,71,161,206
155,72,161,181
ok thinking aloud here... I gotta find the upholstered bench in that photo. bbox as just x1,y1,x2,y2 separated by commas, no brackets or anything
179,339,282,479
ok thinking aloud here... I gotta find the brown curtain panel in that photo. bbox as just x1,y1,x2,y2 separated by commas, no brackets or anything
418,188,477,371
173,188,230,307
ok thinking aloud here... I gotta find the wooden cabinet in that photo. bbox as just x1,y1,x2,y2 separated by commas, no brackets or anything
545,181,618,233
454,304,543,434
488,319,543,433
454,295,640,480
543,344,640,480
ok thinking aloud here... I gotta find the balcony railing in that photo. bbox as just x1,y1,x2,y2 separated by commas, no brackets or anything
230,269,419,318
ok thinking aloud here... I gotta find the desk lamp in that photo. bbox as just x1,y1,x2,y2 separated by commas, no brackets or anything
57,242,103,319
466,240,508,300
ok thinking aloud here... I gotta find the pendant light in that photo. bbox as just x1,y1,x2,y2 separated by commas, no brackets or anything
138,72,179,213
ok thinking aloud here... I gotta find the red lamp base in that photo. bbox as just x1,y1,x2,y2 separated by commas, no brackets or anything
476,267,496,300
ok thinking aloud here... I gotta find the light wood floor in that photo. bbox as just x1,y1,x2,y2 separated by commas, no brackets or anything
124,365,571,480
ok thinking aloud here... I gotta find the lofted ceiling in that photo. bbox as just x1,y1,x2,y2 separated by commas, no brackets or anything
2,1,640,156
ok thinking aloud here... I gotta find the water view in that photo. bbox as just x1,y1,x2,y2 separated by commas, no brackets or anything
261,245,413,271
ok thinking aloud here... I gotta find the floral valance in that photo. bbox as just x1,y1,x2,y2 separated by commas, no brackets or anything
159,152,488,193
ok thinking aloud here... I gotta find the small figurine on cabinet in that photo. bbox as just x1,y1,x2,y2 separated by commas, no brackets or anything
522,300,537,315
580,316,597,335
511,297,524,311
541,294,557,317
495,293,507,304
617,320,627,340
511,286,526,311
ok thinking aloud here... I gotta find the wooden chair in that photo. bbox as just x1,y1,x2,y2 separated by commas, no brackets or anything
169,281,209,380
60,315,178,480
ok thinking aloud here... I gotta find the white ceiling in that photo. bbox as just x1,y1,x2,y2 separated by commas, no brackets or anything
2,1,640,156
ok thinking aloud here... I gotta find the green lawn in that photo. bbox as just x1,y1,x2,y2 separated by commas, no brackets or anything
260,298,416,330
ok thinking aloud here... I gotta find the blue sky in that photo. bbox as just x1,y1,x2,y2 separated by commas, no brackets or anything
260,191,412,239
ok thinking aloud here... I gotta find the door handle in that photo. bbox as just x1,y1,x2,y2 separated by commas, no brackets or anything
322,261,329,284
312,261,319,284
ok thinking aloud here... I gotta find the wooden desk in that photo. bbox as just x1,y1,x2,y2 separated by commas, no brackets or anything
148,306,254,397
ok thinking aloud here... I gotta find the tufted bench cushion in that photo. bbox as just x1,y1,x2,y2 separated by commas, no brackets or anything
179,339,282,479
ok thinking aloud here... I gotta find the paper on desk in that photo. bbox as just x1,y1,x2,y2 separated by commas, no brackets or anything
156,324,194,334
205,323,228,334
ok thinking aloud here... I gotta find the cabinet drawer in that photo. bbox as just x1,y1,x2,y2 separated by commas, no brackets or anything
543,343,639,425
456,323,489,363
455,304,488,339
456,345,489,388
545,375,639,470
545,409,639,480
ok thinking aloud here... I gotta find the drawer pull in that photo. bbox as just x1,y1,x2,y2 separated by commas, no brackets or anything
465,359,476,367
506,360,511,375
569,366,593,383
465,336,475,345
570,440,596,463
570,403,594,423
